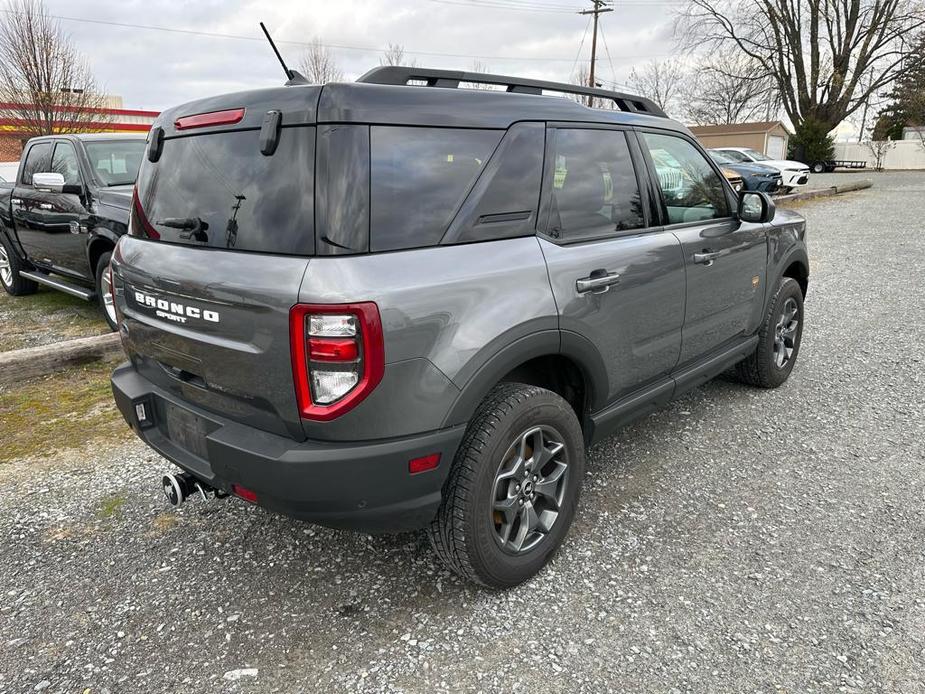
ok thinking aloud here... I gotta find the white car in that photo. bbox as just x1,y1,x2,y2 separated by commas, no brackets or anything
713,147,810,191
0,161,19,183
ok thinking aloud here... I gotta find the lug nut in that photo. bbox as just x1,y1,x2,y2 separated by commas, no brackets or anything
519,498,524,506
533,475,538,482
515,484,521,492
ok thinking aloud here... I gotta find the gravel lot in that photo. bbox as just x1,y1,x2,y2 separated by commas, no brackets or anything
2,172,924,694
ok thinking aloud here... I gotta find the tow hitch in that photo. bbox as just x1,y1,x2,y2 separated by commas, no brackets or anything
161,471,226,507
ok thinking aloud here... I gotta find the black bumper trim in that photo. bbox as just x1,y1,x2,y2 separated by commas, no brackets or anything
111,362,465,532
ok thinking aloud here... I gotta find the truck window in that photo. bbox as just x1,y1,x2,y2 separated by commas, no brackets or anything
370,127,502,252
546,128,645,242
51,142,81,186
20,142,52,186
84,140,146,186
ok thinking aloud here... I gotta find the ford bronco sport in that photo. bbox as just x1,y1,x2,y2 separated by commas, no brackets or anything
110,67,809,588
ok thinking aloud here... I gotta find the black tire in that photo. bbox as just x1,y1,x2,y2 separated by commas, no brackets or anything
428,383,585,588
736,277,804,388
95,251,118,331
0,234,38,296
811,161,826,174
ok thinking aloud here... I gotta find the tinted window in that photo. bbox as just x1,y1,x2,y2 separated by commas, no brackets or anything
51,142,81,186
644,133,730,225
316,124,369,255
370,126,501,251
135,127,315,255
84,140,146,186
547,129,644,241
448,122,545,244
20,142,52,186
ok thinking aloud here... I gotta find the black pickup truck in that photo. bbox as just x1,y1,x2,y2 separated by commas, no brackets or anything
0,133,147,329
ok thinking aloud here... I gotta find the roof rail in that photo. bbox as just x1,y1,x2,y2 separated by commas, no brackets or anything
356,66,667,119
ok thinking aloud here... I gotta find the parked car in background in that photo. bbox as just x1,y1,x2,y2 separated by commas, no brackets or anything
0,162,19,183
713,147,809,192
0,133,146,329
708,149,782,193
110,66,809,588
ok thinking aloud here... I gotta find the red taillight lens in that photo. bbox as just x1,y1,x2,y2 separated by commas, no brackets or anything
174,108,245,130
290,303,385,421
130,188,159,239
308,337,359,362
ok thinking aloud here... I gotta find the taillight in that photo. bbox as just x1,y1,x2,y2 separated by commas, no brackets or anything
175,108,245,130
130,188,159,239
290,303,385,421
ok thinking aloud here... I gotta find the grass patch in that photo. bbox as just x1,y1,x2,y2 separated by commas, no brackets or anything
97,494,127,519
0,286,106,352
0,360,132,464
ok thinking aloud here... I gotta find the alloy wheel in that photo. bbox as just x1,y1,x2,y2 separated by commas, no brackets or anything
773,297,799,368
491,425,569,554
0,245,11,287
100,265,116,324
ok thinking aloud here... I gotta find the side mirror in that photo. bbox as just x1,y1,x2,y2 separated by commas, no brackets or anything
738,191,776,224
32,171,83,195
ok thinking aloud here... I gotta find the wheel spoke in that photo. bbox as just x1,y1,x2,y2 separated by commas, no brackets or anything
534,462,566,507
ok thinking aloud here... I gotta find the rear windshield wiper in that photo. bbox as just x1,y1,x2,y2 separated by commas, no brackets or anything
157,217,209,242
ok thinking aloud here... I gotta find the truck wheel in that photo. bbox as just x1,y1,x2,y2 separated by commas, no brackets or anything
95,251,117,331
736,277,804,388
0,235,38,296
811,161,826,174
428,383,585,588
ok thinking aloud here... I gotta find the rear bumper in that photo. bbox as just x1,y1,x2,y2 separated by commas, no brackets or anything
111,362,465,533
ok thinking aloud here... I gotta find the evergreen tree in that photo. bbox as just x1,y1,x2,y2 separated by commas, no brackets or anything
876,36,925,140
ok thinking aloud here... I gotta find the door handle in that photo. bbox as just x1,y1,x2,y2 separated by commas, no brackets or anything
693,249,723,265
576,271,621,294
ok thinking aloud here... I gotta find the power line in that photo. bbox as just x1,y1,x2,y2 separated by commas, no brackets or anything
0,9,672,63
570,16,593,78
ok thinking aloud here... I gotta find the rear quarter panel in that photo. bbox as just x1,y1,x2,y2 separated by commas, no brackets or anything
297,236,558,441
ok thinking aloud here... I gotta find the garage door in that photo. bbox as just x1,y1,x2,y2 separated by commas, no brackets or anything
767,135,786,160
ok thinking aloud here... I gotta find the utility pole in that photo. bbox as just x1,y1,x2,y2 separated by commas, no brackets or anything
579,0,613,106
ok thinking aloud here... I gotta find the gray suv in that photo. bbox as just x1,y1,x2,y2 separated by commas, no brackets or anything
110,67,809,588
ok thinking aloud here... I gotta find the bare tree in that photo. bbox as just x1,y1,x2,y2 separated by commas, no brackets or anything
865,137,895,170
0,0,111,138
626,58,686,114
679,0,925,140
380,43,417,67
299,38,343,84
463,60,500,90
681,52,781,125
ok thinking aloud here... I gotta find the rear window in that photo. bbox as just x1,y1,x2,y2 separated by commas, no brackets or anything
135,127,315,255
369,127,501,251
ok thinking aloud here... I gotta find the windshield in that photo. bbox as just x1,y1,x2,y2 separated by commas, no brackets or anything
744,148,772,161
709,150,734,164
84,140,146,186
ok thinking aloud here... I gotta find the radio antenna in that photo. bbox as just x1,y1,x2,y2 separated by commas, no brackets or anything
259,22,308,84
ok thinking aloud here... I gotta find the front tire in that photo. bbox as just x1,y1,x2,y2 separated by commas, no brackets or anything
736,277,804,388
95,251,117,331
428,383,585,588
0,234,38,296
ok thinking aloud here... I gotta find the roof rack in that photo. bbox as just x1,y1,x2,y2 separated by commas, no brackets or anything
356,66,667,119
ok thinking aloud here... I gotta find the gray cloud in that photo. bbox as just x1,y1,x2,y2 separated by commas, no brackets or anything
45,0,676,110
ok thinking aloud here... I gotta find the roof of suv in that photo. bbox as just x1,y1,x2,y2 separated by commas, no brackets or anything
157,66,690,137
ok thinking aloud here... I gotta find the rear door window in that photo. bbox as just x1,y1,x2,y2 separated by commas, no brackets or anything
135,127,315,255
370,126,502,252
545,128,645,242
20,141,52,186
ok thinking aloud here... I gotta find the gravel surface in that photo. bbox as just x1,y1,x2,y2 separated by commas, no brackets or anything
1,172,924,693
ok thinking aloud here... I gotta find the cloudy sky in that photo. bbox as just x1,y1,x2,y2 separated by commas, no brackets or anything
40,0,679,111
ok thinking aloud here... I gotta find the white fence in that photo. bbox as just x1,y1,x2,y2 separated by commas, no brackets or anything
833,140,925,170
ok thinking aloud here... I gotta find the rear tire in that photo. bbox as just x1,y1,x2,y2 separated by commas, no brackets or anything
811,161,826,174
0,234,38,296
736,277,804,388
95,251,117,331
428,383,585,588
